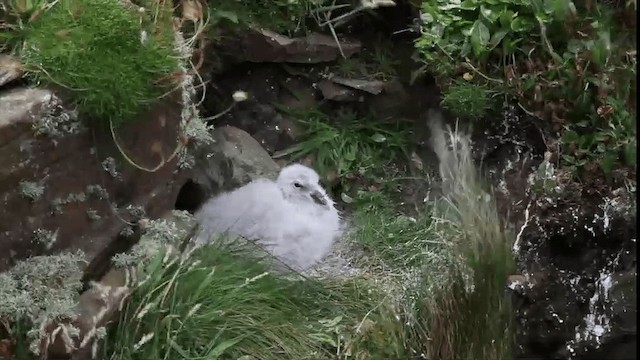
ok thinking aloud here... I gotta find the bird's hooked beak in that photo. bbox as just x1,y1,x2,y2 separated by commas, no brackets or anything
310,190,328,206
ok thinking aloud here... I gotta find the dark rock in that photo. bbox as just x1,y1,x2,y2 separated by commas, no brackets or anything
329,76,388,95
318,79,360,101
205,64,311,155
226,29,362,64
0,87,188,274
186,125,280,211
512,192,637,360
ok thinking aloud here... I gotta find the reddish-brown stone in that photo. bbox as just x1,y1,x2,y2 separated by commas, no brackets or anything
0,87,189,273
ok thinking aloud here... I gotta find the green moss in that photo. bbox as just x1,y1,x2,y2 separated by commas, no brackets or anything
19,0,178,126
441,81,494,120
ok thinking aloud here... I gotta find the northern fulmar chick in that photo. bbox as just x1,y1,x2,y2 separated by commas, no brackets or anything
194,164,342,271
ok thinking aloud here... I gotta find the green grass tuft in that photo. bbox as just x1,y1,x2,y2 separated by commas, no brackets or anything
351,191,437,270
441,81,495,120
275,109,410,188
412,124,515,360
348,121,515,359
19,0,178,126
106,238,409,360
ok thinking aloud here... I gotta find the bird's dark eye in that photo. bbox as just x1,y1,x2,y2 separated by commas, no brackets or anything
293,182,303,188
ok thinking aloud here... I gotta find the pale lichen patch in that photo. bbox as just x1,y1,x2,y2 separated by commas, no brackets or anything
0,250,86,355
101,157,121,179
86,209,101,221
112,211,194,269
50,191,88,215
32,228,58,250
173,27,214,171
19,180,46,202
32,94,83,141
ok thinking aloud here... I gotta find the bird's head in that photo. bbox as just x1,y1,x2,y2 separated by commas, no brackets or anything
277,164,333,208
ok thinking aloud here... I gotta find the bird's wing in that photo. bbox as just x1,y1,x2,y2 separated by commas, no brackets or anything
194,179,285,243
266,203,341,270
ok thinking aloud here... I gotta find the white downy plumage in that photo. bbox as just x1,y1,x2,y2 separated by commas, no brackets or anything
194,164,342,271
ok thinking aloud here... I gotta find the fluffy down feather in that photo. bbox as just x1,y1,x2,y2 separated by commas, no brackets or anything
194,164,342,271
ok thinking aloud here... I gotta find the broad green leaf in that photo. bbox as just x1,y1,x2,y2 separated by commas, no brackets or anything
562,154,576,164
470,20,490,55
562,129,579,142
480,5,501,23
488,28,510,50
499,9,516,27
544,0,576,19
460,0,478,10
510,17,534,32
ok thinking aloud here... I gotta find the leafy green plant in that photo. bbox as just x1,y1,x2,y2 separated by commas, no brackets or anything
18,0,178,126
275,109,410,188
416,0,636,179
561,96,637,176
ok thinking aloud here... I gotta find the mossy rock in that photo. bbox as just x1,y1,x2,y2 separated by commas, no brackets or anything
19,0,178,126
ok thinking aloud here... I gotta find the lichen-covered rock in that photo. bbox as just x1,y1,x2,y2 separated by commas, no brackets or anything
38,211,197,359
0,86,189,273
184,125,280,210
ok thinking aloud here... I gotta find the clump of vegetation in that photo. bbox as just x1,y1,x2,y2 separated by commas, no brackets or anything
348,122,515,359
416,0,637,178
12,0,178,126
105,238,408,360
441,81,495,119
351,191,436,269
275,108,410,189
0,251,86,356
412,126,515,360
333,42,400,81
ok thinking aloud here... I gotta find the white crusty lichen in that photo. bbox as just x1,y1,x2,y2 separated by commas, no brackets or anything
32,228,58,250
85,184,109,200
86,209,101,221
125,204,146,220
173,26,214,170
112,211,195,268
32,94,84,141
50,191,87,215
0,250,86,355
49,185,107,215
101,157,122,179
19,180,45,202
